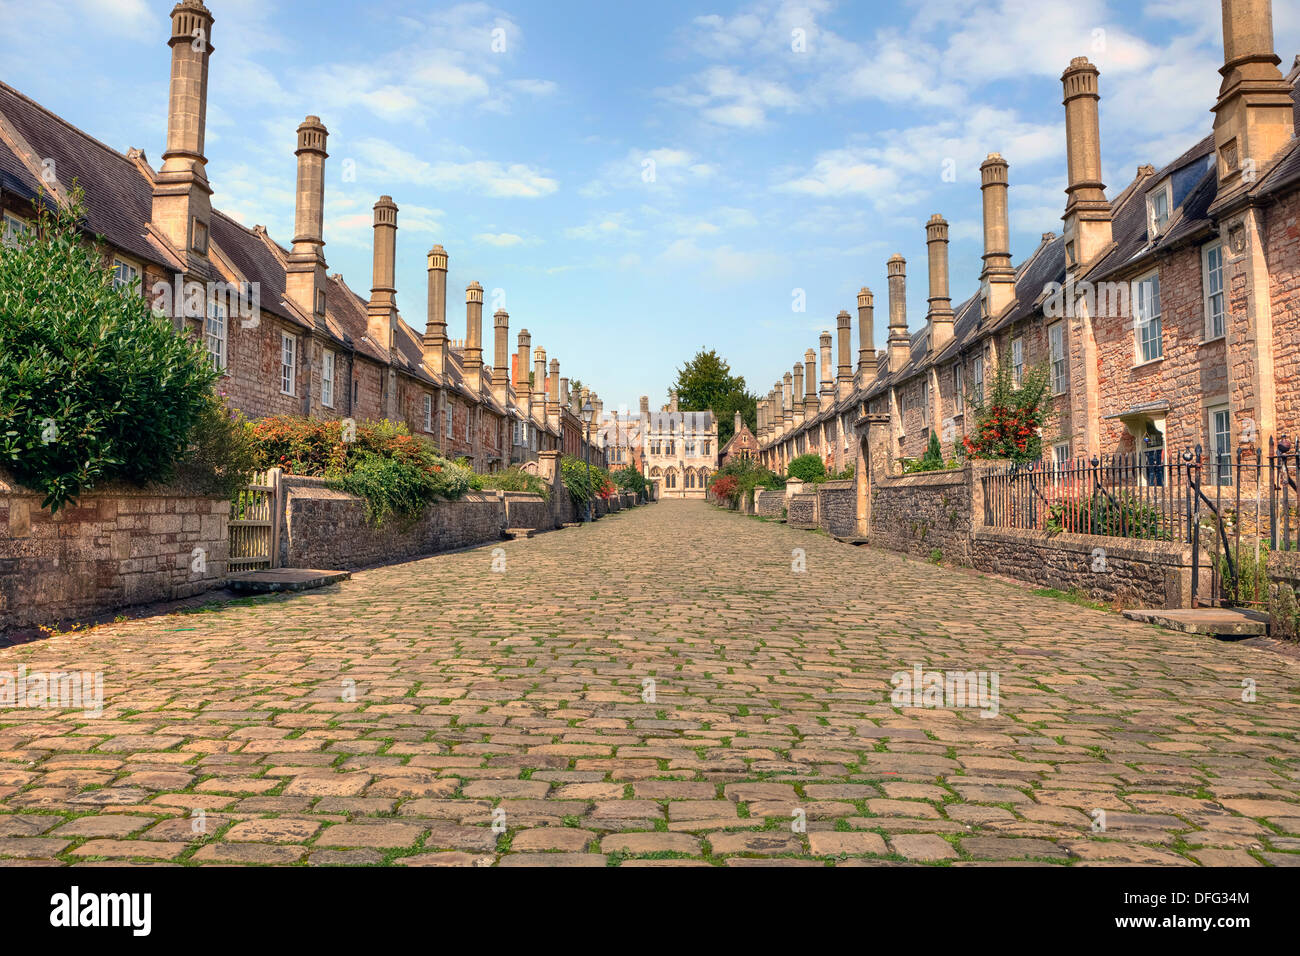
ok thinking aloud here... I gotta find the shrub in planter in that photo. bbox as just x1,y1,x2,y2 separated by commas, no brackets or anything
0,193,218,510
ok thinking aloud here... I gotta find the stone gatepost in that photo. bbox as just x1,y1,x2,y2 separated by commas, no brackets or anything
537,450,563,527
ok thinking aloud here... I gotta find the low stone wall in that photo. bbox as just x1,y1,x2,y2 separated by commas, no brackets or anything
504,492,549,531
870,468,972,563
971,527,1192,608
754,488,784,518
816,481,856,538
280,477,541,570
1,474,229,631
787,492,819,530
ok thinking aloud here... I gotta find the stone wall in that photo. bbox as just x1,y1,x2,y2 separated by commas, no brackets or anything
787,492,819,530
503,492,549,531
754,488,784,518
970,527,1192,608
280,477,538,570
1,473,229,631
816,481,856,538
870,468,972,563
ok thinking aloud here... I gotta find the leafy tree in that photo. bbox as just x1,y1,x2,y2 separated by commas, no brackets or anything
0,191,219,511
671,348,756,447
962,358,1052,463
787,453,826,483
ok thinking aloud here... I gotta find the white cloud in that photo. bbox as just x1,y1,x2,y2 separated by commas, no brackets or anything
354,139,558,198
658,66,801,129
474,232,531,247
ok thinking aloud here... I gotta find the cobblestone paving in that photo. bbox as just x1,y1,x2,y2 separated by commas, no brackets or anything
2,499,1299,867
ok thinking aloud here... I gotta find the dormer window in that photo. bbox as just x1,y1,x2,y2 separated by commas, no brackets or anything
1147,183,1171,237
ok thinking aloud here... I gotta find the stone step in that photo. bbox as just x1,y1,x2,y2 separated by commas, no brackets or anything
504,528,535,540
227,569,351,594
1122,606,1268,637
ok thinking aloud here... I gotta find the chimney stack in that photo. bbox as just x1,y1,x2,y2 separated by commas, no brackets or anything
533,348,548,427
887,254,911,373
792,361,804,425
492,309,510,406
285,116,329,324
639,395,650,418
548,358,561,431
734,409,743,438
1061,58,1113,269
758,400,767,443
979,154,1016,319
836,310,853,399
366,196,398,351
423,245,449,375
515,329,532,420
803,349,818,420
857,287,875,386
819,331,834,411
925,214,955,353
153,0,214,275
1212,0,1293,193
463,282,484,393
783,371,794,431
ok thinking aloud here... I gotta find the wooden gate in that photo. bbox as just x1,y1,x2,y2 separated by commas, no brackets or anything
229,467,282,572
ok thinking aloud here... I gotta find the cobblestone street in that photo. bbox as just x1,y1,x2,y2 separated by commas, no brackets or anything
2,499,1299,867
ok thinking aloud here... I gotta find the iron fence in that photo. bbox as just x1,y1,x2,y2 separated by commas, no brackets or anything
981,439,1300,608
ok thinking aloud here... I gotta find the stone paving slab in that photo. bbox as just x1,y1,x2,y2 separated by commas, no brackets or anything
1,500,1298,866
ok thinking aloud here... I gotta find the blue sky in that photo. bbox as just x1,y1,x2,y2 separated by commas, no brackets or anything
2,0,1296,414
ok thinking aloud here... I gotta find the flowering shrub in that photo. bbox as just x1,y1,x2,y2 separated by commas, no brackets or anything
561,455,614,506
961,359,1051,463
247,416,469,524
710,474,739,503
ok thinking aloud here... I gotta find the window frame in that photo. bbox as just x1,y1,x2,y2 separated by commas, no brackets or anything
423,393,433,433
1209,404,1233,487
111,256,141,293
1,211,30,248
280,332,297,395
1147,182,1172,237
321,350,336,408
1011,337,1024,387
1133,271,1163,365
206,297,228,373
1048,321,1068,395
1202,240,1226,342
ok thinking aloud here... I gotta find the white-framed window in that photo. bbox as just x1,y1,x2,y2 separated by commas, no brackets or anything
1054,442,1071,469
513,419,524,446
1147,182,1171,237
920,379,930,429
280,333,297,395
972,354,984,404
1210,405,1232,486
111,257,140,292
1203,240,1226,340
205,297,227,372
1133,272,1163,364
842,414,850,450
1048,322,1068,395
1011,338,1024,387
1,211,30,248
685,441,696,456
445,404,453,439
953,362,964,416
423,393,433,433
321,351,335,408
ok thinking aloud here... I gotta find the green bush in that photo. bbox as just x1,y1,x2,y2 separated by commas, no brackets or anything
0,192,218,510
176,391,258,500
612,465,646,497
713,455,784,507
1046,494,1168,539
561,455,614,506
475,466,551,499
787,453,826,483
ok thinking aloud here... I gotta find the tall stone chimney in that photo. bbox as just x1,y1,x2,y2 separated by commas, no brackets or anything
1060,58,1113,270
926,215,955,353
803,349,817,421
462,282,484,393
669,390,680,413
857,287,875,385
836,310,853,399
783,371,794,431
423,245,449,375
515,329,532,420
492,309,510,406
979,154,1016,320
792,361,804,425
758,400,767,443
887,255,911,373
532,348,548,427
285,116,329,324
152,0,214,276
818,331,834,411
1213,0,1293,194
548,358,561,431
366,196,398,351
